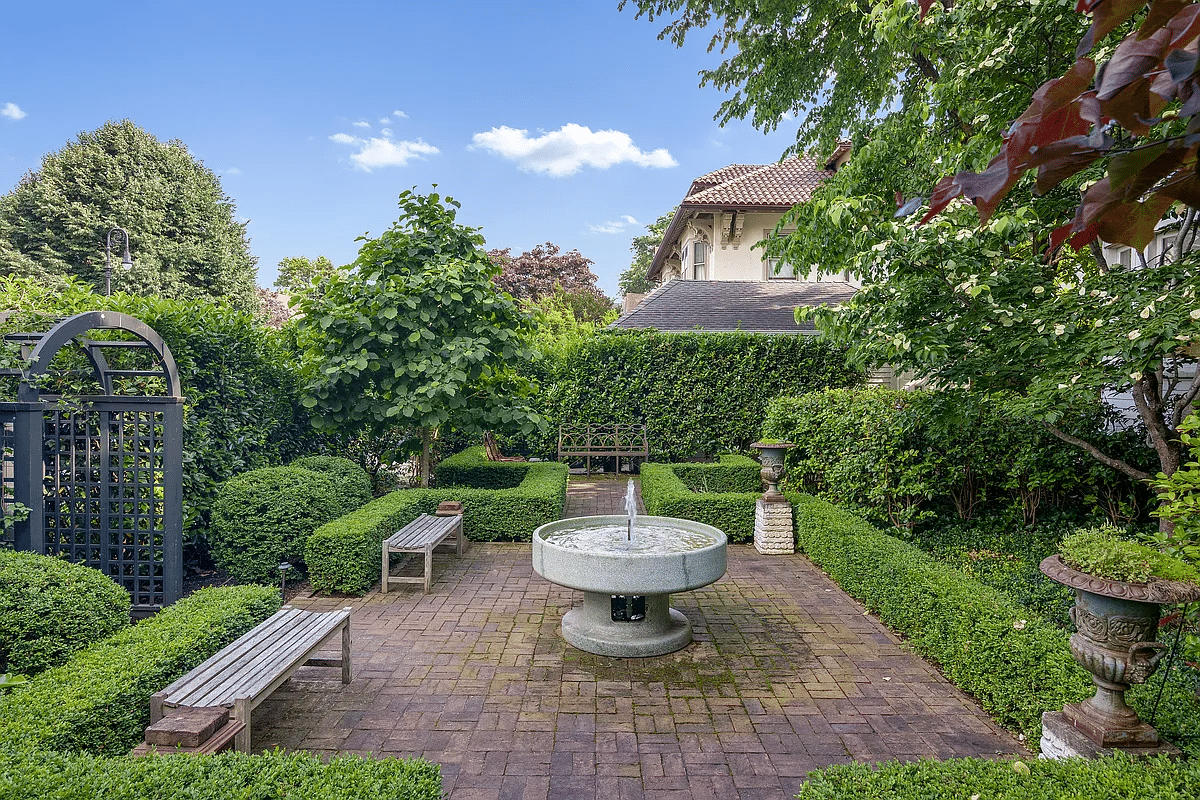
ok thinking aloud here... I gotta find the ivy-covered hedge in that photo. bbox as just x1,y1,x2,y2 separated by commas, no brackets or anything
640,457,760,542
291,455,374,505
210,466,362,585
791,495,1200,753
0,584,279,754
796,753,1200,800
306,454,567,594
765,388,1151,531
0,550,131,676
0,748,442,800
513,330,861,461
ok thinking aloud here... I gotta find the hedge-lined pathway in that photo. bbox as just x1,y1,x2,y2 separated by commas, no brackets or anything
256,476,1022,799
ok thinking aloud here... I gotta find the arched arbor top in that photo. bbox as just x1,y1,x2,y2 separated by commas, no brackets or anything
0,310,181,403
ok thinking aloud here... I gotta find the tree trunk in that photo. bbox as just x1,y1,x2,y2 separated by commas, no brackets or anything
420,426,432,488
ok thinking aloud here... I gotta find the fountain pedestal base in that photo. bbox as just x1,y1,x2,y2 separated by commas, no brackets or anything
562,592,692,657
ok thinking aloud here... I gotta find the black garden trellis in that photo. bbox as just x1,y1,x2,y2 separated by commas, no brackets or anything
0,311,183,616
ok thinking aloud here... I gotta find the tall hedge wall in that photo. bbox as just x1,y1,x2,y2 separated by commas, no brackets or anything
512,329,861,461
306,450,567,594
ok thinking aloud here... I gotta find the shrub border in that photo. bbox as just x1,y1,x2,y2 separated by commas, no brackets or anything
640,456,761,542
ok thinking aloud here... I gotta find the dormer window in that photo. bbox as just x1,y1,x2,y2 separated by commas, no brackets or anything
692,241,707,280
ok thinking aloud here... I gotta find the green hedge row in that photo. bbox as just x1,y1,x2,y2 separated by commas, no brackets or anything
791,495,1200,752
0,550,130,676
0,584,280,754
797,753,1200,800
640,457,760,543
516,329,862,461
291,455,375,504
433,446,533,489
306,451,567,594
0,748,442,800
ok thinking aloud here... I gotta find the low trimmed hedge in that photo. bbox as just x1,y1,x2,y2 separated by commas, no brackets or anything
291,455,375,504
210,466,363,584
0,584,280,754
0,747,442,800
797,752,1200,799
791,495,1200,753
640,457,760,542
433,446,531,489
306,453,567,594
666,454,761,493
0,550,131,676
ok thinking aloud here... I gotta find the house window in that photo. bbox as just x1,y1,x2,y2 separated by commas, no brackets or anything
1118,248,1132,268
693,241,707,280
1161,235,1177,264
764,230,797,279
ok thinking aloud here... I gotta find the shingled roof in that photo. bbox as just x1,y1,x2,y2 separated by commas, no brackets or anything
611,280,856,334
649,155,841,279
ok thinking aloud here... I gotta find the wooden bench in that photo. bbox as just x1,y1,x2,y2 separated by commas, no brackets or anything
382,509,465,593
149,605,351,753
558,423,649,474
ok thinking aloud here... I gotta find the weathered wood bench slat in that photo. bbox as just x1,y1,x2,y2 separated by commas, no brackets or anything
149,605,351,753
382,512,465,594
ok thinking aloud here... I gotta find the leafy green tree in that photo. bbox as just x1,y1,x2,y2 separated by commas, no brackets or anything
0,120,257,308
275,255,337,295
619,209,674,296
296,189,542,486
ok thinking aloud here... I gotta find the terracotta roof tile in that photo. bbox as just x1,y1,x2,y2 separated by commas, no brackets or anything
685,156,831,207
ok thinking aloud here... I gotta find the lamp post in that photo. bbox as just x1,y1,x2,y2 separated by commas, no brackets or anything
104,227,133,296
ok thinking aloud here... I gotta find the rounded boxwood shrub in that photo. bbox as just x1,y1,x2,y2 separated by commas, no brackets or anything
0,550,130,676
290,455,374,504
210,466,352,584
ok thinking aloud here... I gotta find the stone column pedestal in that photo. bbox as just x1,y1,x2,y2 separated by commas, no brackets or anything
1040,711,1181,760
754,498,794,554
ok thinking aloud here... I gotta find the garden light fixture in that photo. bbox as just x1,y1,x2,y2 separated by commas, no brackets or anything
104,227,133,296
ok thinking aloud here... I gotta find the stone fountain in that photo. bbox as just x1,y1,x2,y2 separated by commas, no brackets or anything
532,481,727,657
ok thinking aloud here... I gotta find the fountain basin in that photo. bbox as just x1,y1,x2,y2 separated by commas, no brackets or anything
533,515,727,657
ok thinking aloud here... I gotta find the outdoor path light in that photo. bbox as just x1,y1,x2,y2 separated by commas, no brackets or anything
105,227,133,296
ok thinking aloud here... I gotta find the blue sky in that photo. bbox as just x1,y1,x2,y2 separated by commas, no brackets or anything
1,1,803,297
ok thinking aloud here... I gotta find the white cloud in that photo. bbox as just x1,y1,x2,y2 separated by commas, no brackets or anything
393,110,408,118
329,131,439,171
2,102,27,120
352,120,371,128
379,117,391,124
588,214,641,235
380,127,393,137
222,167,242,176
470,123,676,177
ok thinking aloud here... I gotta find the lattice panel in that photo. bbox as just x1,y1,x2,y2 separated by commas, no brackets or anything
42,407,167,608
0,414,14,550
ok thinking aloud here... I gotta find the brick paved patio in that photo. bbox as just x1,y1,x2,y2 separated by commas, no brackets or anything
256,477,1023,799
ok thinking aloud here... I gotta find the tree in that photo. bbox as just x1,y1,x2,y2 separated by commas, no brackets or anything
275,255,337,294
488,242,616,324
296,189,542,486
619,209,674,295
0,120,257,309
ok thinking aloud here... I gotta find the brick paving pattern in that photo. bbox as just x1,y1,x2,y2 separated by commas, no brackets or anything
256,477,1023,799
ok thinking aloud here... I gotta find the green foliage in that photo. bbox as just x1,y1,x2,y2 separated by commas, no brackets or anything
275,255,337,295
763,388,1147,532
1059,527,1200,585
489,242,615,321
290,455,375,503
640,458,759,542
0,277,321,546
306,452,567,594
211,467,363,584
0,748,442,800
790,495,1200,750
522,329,862,461
1151,412,1200,566
0,120,257,308
796,752,1200,800
434,446,531,489
0,551,130,676
619,209,674,294
296,190,542,461
0,584,279,754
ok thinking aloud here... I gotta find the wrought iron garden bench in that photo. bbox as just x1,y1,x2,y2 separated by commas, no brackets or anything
557,423,649,474
148,605,352,753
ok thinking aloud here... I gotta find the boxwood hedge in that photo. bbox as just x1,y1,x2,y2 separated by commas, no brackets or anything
640,456,760,542
797,753,1200,800
791,495,1200,753
291,455,375,505
0,584,279,754
0,747,442,800
306,449,567,594
0,550,130,676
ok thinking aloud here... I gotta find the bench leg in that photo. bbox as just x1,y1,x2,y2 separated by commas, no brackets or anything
234,697,252,753
424,545,433,593
150,692,165,726
341,614,352,684
456,516,465,556
381,544,389,593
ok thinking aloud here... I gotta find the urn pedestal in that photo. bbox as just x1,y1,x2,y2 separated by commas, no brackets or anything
1039,555,1200,758
750,442,794,554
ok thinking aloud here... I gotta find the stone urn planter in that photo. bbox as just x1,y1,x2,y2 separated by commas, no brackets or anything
750,441,793,502
1039,554,1200,751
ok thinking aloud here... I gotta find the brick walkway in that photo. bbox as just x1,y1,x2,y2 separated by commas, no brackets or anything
256,477,1022,799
